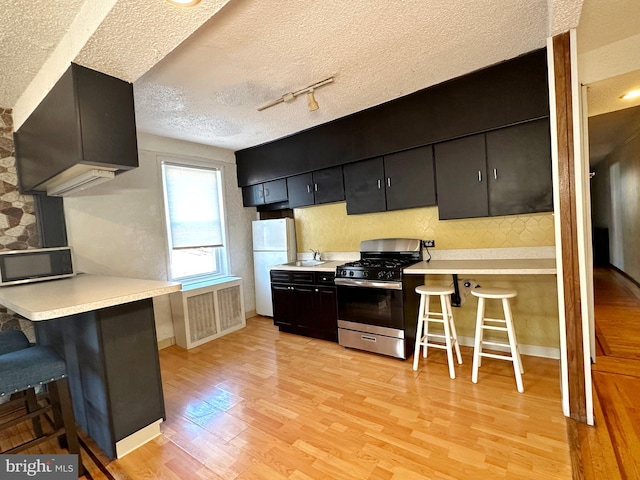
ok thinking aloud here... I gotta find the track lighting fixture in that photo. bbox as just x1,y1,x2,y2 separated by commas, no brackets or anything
258,76,334,112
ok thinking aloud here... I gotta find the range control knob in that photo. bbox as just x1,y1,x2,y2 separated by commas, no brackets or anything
362,271,369,278
349,270,355,277
377,271,385,279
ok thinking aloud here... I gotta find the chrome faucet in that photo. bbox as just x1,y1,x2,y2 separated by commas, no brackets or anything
311,249,321,261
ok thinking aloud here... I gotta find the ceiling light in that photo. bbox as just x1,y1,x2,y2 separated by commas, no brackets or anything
307,90,319,111
258,76,335,112
165,0,201,7
620,89,640,100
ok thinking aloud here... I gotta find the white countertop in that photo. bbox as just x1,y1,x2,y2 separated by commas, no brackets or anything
404,258,557,275
0,274,181,321
270,260,344,273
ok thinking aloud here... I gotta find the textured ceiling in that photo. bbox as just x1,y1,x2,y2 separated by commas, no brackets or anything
0,0,638,164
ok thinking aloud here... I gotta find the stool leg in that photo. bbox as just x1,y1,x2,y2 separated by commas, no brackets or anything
413,294,426,371
472,297,486,384
440,294,456,379
422,294,431,359
25,388,43,437
503,298,524,393
445,295,462,365
49,378,84,475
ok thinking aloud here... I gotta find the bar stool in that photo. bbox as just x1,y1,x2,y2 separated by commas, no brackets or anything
470,287,524,393
0,330,83,465
413,285,462,378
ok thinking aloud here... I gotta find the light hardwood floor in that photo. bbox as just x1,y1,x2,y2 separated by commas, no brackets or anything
570,267,640,479
3,316,573,479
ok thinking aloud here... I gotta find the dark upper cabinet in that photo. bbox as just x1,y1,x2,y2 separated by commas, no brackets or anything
14,63,138,193
236,48,548,187
242,179,288,207
287,166,345,208
486,118,553,216
343,157,387,215
384,147,436,211
344,146,436,215
434,135,489,220
435,118,552,220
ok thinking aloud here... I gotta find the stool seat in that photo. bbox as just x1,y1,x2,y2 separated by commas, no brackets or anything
471,287,517,299
413,284,462,378
0,346,68,397
415,285,455,295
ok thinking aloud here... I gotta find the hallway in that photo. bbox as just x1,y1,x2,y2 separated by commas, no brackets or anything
572,267,640,479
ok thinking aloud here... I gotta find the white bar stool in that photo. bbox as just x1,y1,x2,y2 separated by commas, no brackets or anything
470,287,524,393
413,285,462,379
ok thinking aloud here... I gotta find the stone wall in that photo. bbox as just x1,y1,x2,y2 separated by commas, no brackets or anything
0,107,40,335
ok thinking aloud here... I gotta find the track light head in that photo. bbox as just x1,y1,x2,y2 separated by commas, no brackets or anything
307,90,319,111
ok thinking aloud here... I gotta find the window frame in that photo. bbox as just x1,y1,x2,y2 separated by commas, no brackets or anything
159,155,230,283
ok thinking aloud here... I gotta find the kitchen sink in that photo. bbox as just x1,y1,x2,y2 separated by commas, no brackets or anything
289,260,325,267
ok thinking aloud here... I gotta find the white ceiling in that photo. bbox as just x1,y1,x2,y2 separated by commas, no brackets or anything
1,0,639,163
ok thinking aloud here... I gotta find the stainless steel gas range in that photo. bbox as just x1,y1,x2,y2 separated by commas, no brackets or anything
335,238,423,359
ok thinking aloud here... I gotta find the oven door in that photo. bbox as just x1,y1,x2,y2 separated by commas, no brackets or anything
335,280,404,330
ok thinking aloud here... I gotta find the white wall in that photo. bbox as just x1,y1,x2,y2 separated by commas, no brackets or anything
64,133,256,342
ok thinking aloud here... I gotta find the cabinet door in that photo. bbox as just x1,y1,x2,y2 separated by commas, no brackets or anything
384,146,436,211
312,166,345,205
287,173,314,208
486,118,553,216
242,184,264,206
343,157,386,214
271,284,293,327
312,286,338,342
263,179,288,204
292,285,315,333
434,134,489,220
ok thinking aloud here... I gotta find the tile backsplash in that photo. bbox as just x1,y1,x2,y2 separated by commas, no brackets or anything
294,202,554,253
0,107,40,337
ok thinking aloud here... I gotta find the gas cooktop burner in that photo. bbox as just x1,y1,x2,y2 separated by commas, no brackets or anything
341,259,413,269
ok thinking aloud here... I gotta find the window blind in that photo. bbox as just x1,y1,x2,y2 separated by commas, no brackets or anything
164,164,223,249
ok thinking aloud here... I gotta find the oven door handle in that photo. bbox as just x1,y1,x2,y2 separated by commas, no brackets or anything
334,278,403,290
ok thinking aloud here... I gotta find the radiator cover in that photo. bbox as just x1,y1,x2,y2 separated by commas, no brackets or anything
169,277,246,349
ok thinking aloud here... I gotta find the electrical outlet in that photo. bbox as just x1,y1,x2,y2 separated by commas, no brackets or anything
423,239,435,248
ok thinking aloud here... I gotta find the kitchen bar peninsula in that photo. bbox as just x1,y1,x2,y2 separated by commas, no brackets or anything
0,274,181,459
404,258,557,275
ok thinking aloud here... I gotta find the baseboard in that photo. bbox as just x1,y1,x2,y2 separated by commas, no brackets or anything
115,419,163,458
457,335,560,359
609,264,640,289
245,309,257,319
157,337,175,350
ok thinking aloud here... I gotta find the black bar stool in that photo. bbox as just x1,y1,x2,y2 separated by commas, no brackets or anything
0,330,84,473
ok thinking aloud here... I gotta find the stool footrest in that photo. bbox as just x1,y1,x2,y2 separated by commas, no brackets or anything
0,403,53,431
482,325,508,332
5,427,66,455
481,340,510,349
480,351,514,361
423,343,449,350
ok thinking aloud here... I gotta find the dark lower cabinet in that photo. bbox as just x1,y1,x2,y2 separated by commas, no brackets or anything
434,118,552,220
270,270,338,342
344,145,436,214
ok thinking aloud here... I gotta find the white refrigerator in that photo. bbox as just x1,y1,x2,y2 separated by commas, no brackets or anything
252,218,297,316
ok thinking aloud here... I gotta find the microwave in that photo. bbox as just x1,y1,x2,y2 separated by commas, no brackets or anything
0,247,75,286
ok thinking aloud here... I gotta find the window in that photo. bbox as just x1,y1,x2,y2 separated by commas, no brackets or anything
161,160,228,282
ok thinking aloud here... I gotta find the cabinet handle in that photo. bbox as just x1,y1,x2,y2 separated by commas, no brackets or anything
307,184,311,193
377,179,382,189
387,177,391,187
314,183,318,192
477,171,482,182
493,168,498,180
264,188,270,198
